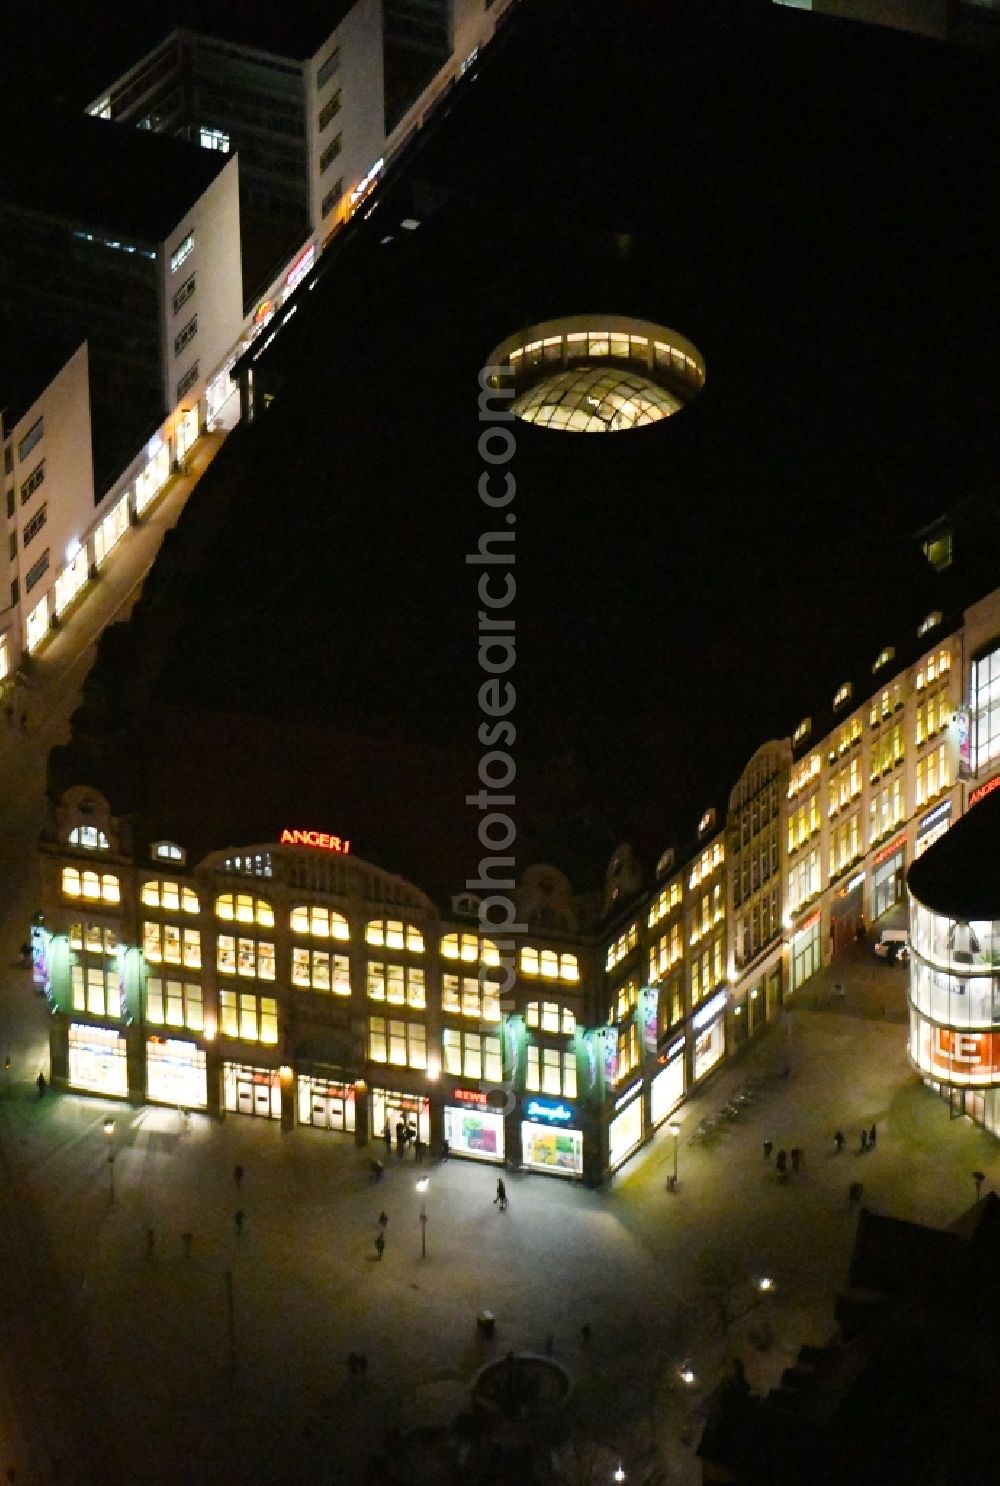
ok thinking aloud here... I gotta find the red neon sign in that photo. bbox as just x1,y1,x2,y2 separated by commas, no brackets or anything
452,1088,487,1106
279,829,350,853
969,774,1000,809
873,832,906,867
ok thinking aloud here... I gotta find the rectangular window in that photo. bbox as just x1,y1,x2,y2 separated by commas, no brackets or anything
199,126,230,152
366,960,425,1009
317,46,340,87
20,460,45,504
318,91,342,131
170,232,194,272
177,362,199,400
25,548,50,593
174,316,198,357
172,274,196,315
320,133,342,173
18,418,44,462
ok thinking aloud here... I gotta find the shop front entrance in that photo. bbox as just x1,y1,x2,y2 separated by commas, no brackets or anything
224,1062,280,1119
298,1074,356,1132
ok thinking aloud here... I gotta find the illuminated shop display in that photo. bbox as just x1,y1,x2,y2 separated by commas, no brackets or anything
692,993,727,1081
521,1119,583,1176
297,1074,355,1131
134,437,170,514
68,1023,128,1096
650,1040,685,1126
608,1080,644,1168
372,1087,430,1144
146,1037,208,1108
444,1094,505,1161
224,1061,281,1119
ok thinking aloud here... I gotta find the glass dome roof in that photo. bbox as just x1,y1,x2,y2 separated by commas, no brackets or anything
511,365,683,433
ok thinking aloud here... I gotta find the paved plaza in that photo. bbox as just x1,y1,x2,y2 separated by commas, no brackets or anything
2,940,998,1485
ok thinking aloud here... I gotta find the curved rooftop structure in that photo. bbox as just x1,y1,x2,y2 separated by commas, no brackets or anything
907,785,1000,921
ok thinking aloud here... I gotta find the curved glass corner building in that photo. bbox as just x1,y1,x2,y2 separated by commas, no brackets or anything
906,785,1000,1130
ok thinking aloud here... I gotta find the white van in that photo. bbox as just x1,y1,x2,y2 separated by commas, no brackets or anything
874,929,909,963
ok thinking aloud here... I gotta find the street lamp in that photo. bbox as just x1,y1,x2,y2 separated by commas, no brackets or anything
103,1117,116,1204
667,1121,681,1191
756,1275,775,1294
613,1467,626,1483
416,1177,428,1258
677,1362,697,1387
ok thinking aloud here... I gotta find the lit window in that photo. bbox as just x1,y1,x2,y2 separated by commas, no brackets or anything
442,1028,501,1081
833,682,852,710
218,989,277,1044
170,232,194,273
290,904,349,939
365,919,424,953
440,932,500,964
366,961,425,1009
292,947,351,994
146,977,203,1031
199,126,230,152
68,825,109,850
142,880,199,913
441,973,500,1021
216,893,274,927
526,1044,577,1097
217,935,275,979
153,841,185,863
525,1001,576,1034
369,1016,425,1068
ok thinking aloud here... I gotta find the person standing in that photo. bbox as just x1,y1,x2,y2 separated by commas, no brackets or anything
868,1122,877,1150
860,1129,869,1154
36,1072,46,1099
776,1149,788,1175
495,1178,507,1210
234,1164,244,1186
375,1232,385,1261
384,1120,393,1154
834,1130,845,1153
791,1147,802,1173
378,1211,388,1229
763,1139,773,1159
234,1210,245,1236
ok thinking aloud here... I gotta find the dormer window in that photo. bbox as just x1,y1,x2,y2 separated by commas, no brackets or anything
833,682,852,711
917,611,942,638
68,825,109,850
872,647,895,674
153,841,186,864
792,718,811,745
698,808,715,838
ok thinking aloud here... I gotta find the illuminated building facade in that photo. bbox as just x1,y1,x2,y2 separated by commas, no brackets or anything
36,583,1000,1177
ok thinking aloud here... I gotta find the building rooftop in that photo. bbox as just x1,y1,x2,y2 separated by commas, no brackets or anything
907,783,1000,920
0,106,231,245
0,320,85,433
50,0,1000,897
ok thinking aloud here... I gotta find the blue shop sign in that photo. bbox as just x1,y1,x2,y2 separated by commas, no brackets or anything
525,1098,573,1123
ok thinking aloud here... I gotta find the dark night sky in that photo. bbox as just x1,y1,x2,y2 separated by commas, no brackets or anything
69,0,1000,894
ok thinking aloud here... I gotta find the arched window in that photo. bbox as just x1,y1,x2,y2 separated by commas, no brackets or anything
62,867,119,903
216,892,274,928
290,904,349,940
519,947,578,983
141,880,200,913
440,932,499,964
365,919,424,953
525,1001,576,1034
68,825,109,850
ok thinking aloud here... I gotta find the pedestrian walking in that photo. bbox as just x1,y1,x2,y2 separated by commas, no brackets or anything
868,1123,877,1150
36,1071,46,1099
791,1147,802,1173
763,1139,773,1159
234,1209,245,1236
776,1149,788,1175
182,1231,193,1255
375,1232,385,1261
860,1129,869,1154
440,1138,450,1161
378,1211,388,1229
370,1158,384,1181
18,941,30,967
233,1164,244,1185
834,1130,845,1153
494,1178,507,1210
973,1169,986,1200
384,1120,393,1154
581,1322,592,1344
414,1135,424,1163
395,1119,406,1156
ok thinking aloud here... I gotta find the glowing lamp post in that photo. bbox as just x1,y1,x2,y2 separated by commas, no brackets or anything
668,1120,681,1191
613,1466,626,1483
103,1117,117,1204
416,1177,428,1258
